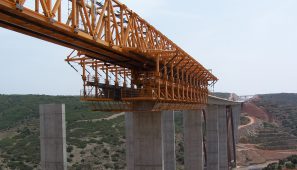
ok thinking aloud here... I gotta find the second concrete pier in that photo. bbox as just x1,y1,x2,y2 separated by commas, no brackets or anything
183,109,203,170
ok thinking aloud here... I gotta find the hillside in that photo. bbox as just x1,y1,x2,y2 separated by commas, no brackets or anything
2,93,297,169
0,95,125,169
238,93,297,168
254,93,297,136
0,95,185,170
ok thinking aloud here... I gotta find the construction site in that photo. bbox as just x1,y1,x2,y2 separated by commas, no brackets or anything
0,0,251,169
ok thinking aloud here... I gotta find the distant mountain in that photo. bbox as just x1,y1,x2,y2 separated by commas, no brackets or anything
256,93,297,106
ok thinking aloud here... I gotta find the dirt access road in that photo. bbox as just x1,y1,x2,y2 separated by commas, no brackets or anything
76,112,125,122
239,116,255,129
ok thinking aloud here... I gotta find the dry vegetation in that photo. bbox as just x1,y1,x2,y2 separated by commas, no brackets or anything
239,93,297,169
0,95,186,170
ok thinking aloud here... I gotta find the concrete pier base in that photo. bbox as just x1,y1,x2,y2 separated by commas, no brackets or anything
218,105,228,170
183,109,203,170
40,104,66,170
206,105,219,170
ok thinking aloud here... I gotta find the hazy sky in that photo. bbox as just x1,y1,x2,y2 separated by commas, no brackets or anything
0,0,297,95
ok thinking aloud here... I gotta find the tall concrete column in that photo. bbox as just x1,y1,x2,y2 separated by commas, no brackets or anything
162,110,176,170
125,112,134,170
125,110,176,170
232,104,241,143
218,105,228,170
183,109,203,170
40,104,66,170
126,111,162,170
206,105,219,170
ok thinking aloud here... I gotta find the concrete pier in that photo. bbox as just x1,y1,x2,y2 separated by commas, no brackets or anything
40,104,66,170
206,105,219,170
125,110,176,170
162,110,176,170
183,109,203,170
126,111,163,170
218,105,228,170
125,112,134,170
232,105,241,143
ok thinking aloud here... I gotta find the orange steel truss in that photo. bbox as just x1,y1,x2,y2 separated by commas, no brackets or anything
0,0,218,110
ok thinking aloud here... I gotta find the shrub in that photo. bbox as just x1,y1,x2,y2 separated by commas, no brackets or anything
263,162,278,170
279,159,285,165
286,162,295,169
66,145,73,153
67,158,72,162
287,155,297,164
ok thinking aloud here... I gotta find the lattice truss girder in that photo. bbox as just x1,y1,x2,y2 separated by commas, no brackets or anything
0,0,218,105
1,0,217,79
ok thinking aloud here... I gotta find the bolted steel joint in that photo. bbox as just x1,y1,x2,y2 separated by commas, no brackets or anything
74,27,79,33
93,35,98,41
15,3,24,11
49,18,56,24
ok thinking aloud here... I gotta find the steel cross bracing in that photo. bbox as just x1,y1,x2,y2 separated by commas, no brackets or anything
0,0,218,111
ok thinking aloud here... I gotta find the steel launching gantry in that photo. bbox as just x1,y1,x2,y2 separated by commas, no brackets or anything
0,0,218,111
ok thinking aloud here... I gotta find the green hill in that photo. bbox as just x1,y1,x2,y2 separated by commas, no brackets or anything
2,93,296,169
0,95,123,170
0,95,185,170
244,93,297,150
254,93,297,136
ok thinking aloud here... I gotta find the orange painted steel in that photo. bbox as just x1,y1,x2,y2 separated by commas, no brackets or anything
0,0,218,110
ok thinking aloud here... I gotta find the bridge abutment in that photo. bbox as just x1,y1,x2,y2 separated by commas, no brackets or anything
39,104,67,170
183,109,203,170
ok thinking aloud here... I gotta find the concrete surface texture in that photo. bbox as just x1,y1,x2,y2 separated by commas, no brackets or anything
183,109,203,170
126,111,163,170
232,104,242,143
218,105,228,170
162,110,176,170
206,105,219,170
40,104,67,170
125,112,135,170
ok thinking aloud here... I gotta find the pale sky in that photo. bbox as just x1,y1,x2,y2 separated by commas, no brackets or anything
0,0,297,96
